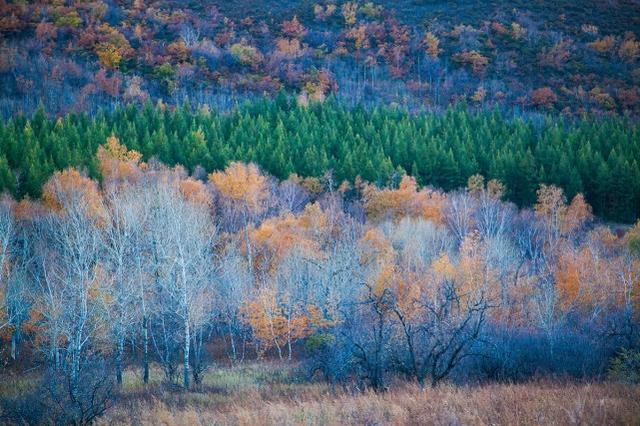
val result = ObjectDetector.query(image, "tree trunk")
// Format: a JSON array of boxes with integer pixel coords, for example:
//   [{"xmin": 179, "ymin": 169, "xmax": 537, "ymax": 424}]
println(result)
[
  {"xmin": 116, "ymin": 336, "xmax": 124, "ymax": 386},
  {"xmin": 54, "ymin": 337, "xmax": 60, "ymax": 370},
  {"xmin": 183, "ymin": 317, "xmax": 190, "ymax": 389},
  {"xmin": 70, "ymin": 337, "xmax": 81, "ymax": 397},
  {"xmin": 287, "ymin": 318, "xmax": 293, "ymax": 361},
  {"xmin": 228, "ymin": 323, "xmax": 237, "ymax": 361},
  {"xmin": 10, "ymin": 328, "xmax": 18, "ymax": 360},
  {"xmin": 245, "ymin": 225, "xmax": 254, "ymax": 287},
  {"xmin": 143, "ymin": 316, "xmax": 149, "ymax": 385}
]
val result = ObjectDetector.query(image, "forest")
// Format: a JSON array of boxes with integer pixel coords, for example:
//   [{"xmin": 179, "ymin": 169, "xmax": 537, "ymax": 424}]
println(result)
[
  {"xmin": 1, "ymin": 0, "xmax": 640, "ymax": 425},
  {"xmin": 0, "ymin": 135, "xmax": 638, "ymax": 423},
  {"xmin": 1, "ymin": 100, "xmax": 639, "ymax": 223},
  {"xmin": 1, "ymin": 0, "xmax": 640, "ymax": 117}
]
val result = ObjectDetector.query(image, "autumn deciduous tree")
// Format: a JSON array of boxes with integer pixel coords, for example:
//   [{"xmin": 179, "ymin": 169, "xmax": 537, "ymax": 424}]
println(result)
[
  {"xmin": 102, "ymin": 186, "xmax": 142, "ymax": 386},
  {"xmin": 342, "ymin": 2, "xmax": 358, "ymax": 26},
  {"xmin": 210, "ymin": 162, "xmax": 269, "ymax": 219},
  {"xmin": 363, "ymin": 176, "xmax": 445, "ymax": 224},
  {"xmin": 351, "ymin": 222, "xmax": 495, "ymax": 388},
  {"xmin": 94, "ymin": 24, "xmax": 133, "ymax": 70},
  {"xmin": 276, "ymin": 38, "xmax": 304, "ymax": 58},
  {"xmin": 538, "ymin": 39, "xmax": 572, "ymax": 70},
  {"xmin": 346, "ymin": 24, "xmax": 369, "ymax": 51},
  {"xmin": 251, "ymin": 202, "xmax": 327, "ymax": 273},
  {"xmin": 143, "ymin": 171, "xmax": 216, "ymax": 389},
  {"xmin": 314, "ymin": 4, "xmax": 336, "ymax": 21},
  {"xmin": 511, "ymin": 23, "xmax": 526, "ymax": 40},
  {"xmin": 281, "ymin": 16, "xmax": 306, "ymax": 39},
  {"xmin": 588, "ymin": 35, "xmax": 617, "ymax": 55},
  {"xmin": 229, "ymin": 39, "xmax": 262, "ymax": 67},
  {"xmin": 403, "ymin": 233, "xmax": 495, "ymax": 387},
  {"xmin": 97, "ymin": 135, "xmax": 143, "ymax": 185},
  {"xmin": 452, "ymin": 50, "xmax": 489, "ymax": 75},
  {"xmin": 535, "ymin": 184, "xmax": 591, "ymax": 249},
  {"xmin": 531, "ymin": 87, "xmax": 558, "ymax": 108},
  {"xmin": 618, "ymin": 34, "xmax": 640, "ymax": 63},
  {"xmin": 423, "ymin": 32, "xmax": 442, "ymax": 58},
  {"xmin": 626, "ymin": 221, "xmax": 640, "ymax": 258},
  {"xmin": 242, "ymin": 287, "xmax": 312, "ymax": 360},
  {"xmin": 210, "ymin": 162, "xmax": 270, "ymax": 286}
]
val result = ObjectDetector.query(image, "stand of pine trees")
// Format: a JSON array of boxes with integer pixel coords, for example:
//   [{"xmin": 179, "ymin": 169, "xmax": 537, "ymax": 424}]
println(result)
[{"xmin": 0, "ymin": 100, "xmax": 638, "ymax": 222}]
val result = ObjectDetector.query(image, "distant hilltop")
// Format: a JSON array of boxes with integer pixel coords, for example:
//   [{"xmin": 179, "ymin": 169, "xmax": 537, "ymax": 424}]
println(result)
[{"xmin": 0, "ymin": 0, "xmax": 639, "ymax": 117}]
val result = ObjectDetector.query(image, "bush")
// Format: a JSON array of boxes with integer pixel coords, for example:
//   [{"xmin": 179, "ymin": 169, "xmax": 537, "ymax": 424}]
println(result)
[
  {"xmin": 531, "ymin": 87, "xmax": 558, "ymax": 108},
  {"xmin": 609, "ymin": 349, "xmax": 640, "ymax": 384},
  {"xmin": 0, "ymin": 360, "xmax": 116, "ymax": 425}
]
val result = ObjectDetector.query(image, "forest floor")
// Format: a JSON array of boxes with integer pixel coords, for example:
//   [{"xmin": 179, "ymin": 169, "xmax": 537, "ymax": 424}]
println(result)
[
  {"xmin": 1, "ymin": 362, "xmax": 639, "ymax": 425},
  {"xmin": 90, "ymin": 363, "xmax": 640, "ymax": 426}
]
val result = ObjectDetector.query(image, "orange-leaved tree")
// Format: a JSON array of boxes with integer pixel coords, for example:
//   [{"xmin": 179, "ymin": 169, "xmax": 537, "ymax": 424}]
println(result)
[
  {"xmin": 363, "ymin": 175, "xmax": 445, "ymax": 224},
  {"xmin": 241, "ymin": 287, "xmax": 313, "ymax": 360},
  {"xmin": 210, "ymin": 162, "xmax": 270, "ymax": 286}
]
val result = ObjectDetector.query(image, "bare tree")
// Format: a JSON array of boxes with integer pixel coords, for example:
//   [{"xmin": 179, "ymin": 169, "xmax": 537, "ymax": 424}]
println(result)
[
  {"xmin": 102, "ymin": 186, "xmax": 146, "ymax": 385},
  {"xmin": 0, "ymin": 195, "xmax": 32, "ymax": 360},
  {"xmin": 180, "ymin": 25, "xmax": 201, "ymax": 48},
  {"xmin": 144, "ymin": 173, "xmax": 216, "ymax": 389},
  {"xmin": 444, "ymin": 191, "xmax": 477, "ymax": 244},
  {"xmin": 33, "ymin": 171, "xmax": 109, "ymax": 396}
]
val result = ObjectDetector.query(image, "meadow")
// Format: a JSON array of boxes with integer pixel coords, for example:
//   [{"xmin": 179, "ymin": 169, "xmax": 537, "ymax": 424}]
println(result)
[
  {"xmin": 3, "ymin": 363, "xmax": 637, "ymax": 426},
  {"xmin": 95, "ymin": 365, "xmax": 640, "ymax": 425}
]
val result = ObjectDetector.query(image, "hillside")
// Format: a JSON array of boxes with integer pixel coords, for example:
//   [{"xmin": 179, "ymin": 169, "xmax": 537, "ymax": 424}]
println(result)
[
  {"xmin": 1, "ymin": 2, "xmax": 640, "ymax": 425},
  {"xmin": 1, "ymin": 0, "xmax": 640, "ymax": 117}
]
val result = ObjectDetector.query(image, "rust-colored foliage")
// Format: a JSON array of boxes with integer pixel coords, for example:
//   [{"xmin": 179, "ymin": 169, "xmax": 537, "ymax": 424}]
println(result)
[
  {"xmin": 588, "ymin": 35, "xmax": 617, "ymax": 55},
  {"xmin": 618, "ymin": 34, "xmax": 640, "ymax": 63},
  {"xmin": 97, "ymin": 135, "xmax": 143, "ymax": 184},
  {"xmin": 423, "ymin": 32, "xmax": 442, "ymax": 58},
  {"xmin": 209, "ymin": 162, "xmax": 269, "ymax": 215},
  {"xmin": 452, "ymin": 50, "xmax": 489, "ymax": 75},
  {"xmin": 363, "ymin": 176, "xmax": 445, "ymax": 224},
  {"xmin": 281, "ymin": 16, "xmax": 306, "ymax": 39},
  {"xmin": 241, "ymin": 287, "xmax": 314, "ymax": 359},
  {"xmin": 42, "ymin": 168, "xmax": 105, "ymax": 222},
  {"xmin": 252, "ymin": 202, "xmax": 328, "ymax": 273},
  {"xmin": 179, "ymin": 178, "xmax": 213, "ymax": 208},
  {"xmin": 531, "ymin": 87, "xmax": 558, "ymax": 108}
]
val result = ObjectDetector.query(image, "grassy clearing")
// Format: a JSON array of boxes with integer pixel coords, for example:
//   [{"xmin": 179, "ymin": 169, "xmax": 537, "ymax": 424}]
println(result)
[
  {"xmin": 0, "ymin": 372, "xmax": 40, "ymax": 400},
  {"xmin": 95, "ymin": 363, "xmax": 640, "ymax": 426}
]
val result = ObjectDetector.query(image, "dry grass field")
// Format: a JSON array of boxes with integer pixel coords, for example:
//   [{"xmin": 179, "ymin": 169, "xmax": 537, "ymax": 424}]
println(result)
[{"xmin": 77, "ymin": 363, "xmax": 640, "ymax": 426}]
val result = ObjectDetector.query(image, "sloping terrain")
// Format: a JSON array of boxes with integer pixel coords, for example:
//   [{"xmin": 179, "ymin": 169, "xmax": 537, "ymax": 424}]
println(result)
[{"xmin": 1, "ymin": 0, "xmax": 639, "ymax": 116}]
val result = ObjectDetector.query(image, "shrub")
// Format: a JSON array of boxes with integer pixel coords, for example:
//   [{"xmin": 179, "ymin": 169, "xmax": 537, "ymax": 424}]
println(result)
[
  {"xmin": 54, "ymin": 11, "xmax": 82, "ymax": 29},
  {"xmin": 531, "ymin": 87, "xmax": 558, "ymax": 108},
  {"xmin": 588, "ymin": 36, "xmax": 617, "ymax": 55},
  {"xmin": 0, "ymin": 360, "xmax": 115, "ymax": 425},
  {"xmin": 590, "ymin": 88, "xmax": 616, "ymax": 110},
  {"xmin": 618, "ymin": 38, "xmax": 640, "ymax": 63},
  {"xmin": 452, "ymin": 50, "xmax": 489, "ymax": 75},
  {"xmin": 625, "ymin": 221, "xmax": 640, "ymax": 257},
  {"xmin": 230, "ymin": 40, "xmax": 261, "ymax": 66},
  {"xmin": 608, "ymin": 349, "xmax": 640, "ymax": 384},
  {"xmin": 153, "ymin": 64, "xmax": 177, "ymax": 93},
  {"xmin": 538, "ymin": 39, "xmax": 572, "ymax": 69}
]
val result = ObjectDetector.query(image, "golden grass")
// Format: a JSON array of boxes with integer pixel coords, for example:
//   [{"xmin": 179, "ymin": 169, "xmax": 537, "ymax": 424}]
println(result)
[
  {"xmin": 0, "ymin": 371, "xmax": 40, "ymax": 399},
  {"xmin": 98, "ymin": 364, "xmax": 640, "ymax": 426}
]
